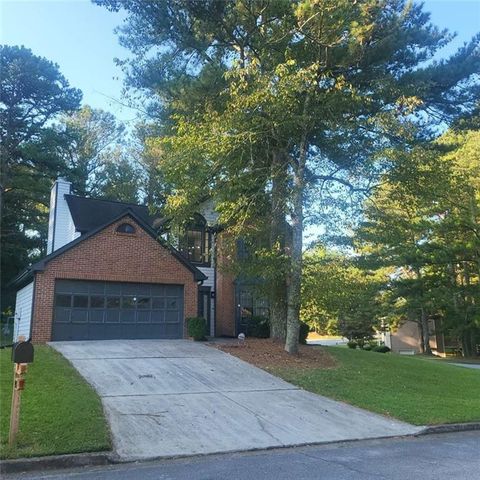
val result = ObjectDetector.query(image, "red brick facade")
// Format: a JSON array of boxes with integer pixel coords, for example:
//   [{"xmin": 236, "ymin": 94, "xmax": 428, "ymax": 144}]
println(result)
[{"xmin": 31, "ymin": 216, "xmax": 198, "ymax": 343}]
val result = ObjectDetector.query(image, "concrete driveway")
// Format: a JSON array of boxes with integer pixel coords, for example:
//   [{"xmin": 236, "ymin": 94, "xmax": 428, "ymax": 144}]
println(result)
[
  {"xmin": 451, "ymin": 363, "xmax": 480, "ymax": 370},
  {"xmin": 51, "ymin": 340, "xmax": 421, "ymax": 461}
]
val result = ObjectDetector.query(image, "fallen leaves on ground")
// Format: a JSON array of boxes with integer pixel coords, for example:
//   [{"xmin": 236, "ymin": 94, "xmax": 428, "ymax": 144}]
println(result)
[{"xmin": 212, "ymin": 338, "xmax": 337, "ymax": 371}]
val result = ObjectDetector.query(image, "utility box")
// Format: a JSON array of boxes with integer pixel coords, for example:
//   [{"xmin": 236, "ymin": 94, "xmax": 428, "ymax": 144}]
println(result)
[{"xmin": 12, "ymin": 341, "xmax": 34, "ymax": 364}]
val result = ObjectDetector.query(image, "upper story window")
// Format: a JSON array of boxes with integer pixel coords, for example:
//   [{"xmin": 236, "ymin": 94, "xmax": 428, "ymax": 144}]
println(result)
[
  {"xmin": 116, "ymin": 223, "xmax": 136, "ymax": 234},
  {"xmin": 178, "ymin": 215, "xmax": 210, "ymax": 265}
]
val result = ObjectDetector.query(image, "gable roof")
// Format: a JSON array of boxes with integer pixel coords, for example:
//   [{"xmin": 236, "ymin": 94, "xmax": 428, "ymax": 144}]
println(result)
[
  {"xmin": 65, "ymin": 195, "xmax": 154, "ymax": 233},
  {"xmin": 10, "ymin": 209, "xmax": 207, "ymax": 288}
]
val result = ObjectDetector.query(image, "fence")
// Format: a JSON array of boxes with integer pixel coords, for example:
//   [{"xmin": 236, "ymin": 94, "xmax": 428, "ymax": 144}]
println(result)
[{"xmin": 0, "ymin": 314, "xmax": 14, "ymax": 348}]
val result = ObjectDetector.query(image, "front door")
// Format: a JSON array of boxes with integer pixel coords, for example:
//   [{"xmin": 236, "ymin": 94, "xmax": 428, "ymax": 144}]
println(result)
[
  {"xmin": 236, "ymin": 287, "xmax": 253, "ymax": 335},
  {"xmin": 198, "ymin": 287, "xmax": 211, "ymax": 336}
]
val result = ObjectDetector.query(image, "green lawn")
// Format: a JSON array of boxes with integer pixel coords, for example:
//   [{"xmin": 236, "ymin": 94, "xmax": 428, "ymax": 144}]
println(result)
[
  {"xmin": 0, "ymin": 345, "xmax": 111, "ymax": 459},
  {"xmin": 273, "ymin": 347, "xmax": 480, "ymax": 426}
]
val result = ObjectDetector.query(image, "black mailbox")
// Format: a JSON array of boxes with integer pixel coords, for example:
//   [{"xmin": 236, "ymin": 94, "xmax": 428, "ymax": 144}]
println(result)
[{"xmin": 12, "ymin": 341, "xmax": 34, "ymax": 364}]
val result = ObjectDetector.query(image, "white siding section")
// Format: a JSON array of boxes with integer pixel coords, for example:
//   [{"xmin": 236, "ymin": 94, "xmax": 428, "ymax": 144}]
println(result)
[
  {"xmin": 53, "ymin": 180, "xmax": 76, "ymax": 250},
  {"xmin": 46, "ymin": 182, "xmax": 57, "ymax": 254},
  {"xmin": 14, "ymin": 282, "xmax": 34, "ymax": 341},
  {"xmin": 198, "ymin": 266, "xmax": 215, "ymax": 288},
  {"xmin": 47, "ymin": 178, "xmax": 77, "ymax": 254},
  {"xmin": 199, "ymin": 199, "xmax": 219, "ymax": 226},
  {"xmin": 67, "ymin": 213, "xmax": 81, "ymax": 242}
]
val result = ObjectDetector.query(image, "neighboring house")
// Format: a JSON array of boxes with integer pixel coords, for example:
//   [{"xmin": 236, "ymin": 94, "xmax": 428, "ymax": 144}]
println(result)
[
  {"xmin": 385, "ymin": 319, "xmax": 449, "ymax": 356},
  {"xmin": 12, "ymin": 178, "xmax": 267, "ymax": 343}
]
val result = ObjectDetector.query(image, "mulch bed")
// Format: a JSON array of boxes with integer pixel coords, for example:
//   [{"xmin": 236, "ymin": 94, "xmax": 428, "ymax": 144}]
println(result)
[{"xmin": 212, "ymin": 338, "xmax": 337, "ymax": 371}]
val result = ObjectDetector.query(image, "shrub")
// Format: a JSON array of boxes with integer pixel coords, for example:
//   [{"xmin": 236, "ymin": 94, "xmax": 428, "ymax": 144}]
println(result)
[
  {"xmin": 373, "ymin": 345, "xmax": 391, "ymax": 353},
  {"xmin": 299, "ymin": 321, "xmax": 310, "ymax": 345},
  {"xmin": 356, "ymin": 338, "xmax": 365, "ymax": 349},
  {"xmin": 362, "ymin": 344, "xmax": 372, "ymax": 351},
  {"xmin": 347, "ymin": 340, "xmax": 358, "ymax": 349},
  {"xmin": 248, "ymin": 316, "xmax": 270, "ymax": 338},
  {"xmin": 187, "ymin": 317, "xmax": 207, "ymax": 341}
]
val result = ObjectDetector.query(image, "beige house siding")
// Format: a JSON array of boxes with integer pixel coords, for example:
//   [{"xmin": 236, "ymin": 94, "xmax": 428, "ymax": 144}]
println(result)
[
  {"xmin": 389, "ymin": 319, "xmax": 445, "ymax": 355},
  {"xmin": 390, "ymin": 320, "xmax": 422, "ymax": 353}
]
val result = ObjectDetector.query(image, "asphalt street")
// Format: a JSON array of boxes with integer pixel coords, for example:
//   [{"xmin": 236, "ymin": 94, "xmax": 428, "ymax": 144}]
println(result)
[{"xmin": 7, "ymin": 431, "xmax": 480, "ymax": 480}]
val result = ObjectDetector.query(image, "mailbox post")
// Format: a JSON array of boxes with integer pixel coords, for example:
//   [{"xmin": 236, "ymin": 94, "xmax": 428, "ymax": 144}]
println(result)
[{"xmin": 9, "ymin": 336, "xmax": 34, "ymax": 446}]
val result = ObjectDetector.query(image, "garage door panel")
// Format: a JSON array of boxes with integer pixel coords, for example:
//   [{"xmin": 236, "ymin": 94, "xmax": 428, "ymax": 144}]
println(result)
[
  {"xmin": 121, "ymin": 284, "xmax": 137, "ymax": 295},
  {"xmin": 106, "ymin": 283, "xmax": 122, "ymax": 295},
  {"xmin": 54, "ymin": 323, "xmax": 89, "ymax": 341},
  {"xmin": 165, "ymin": 324, "xmax": 181, "ymax": 337},
  {"xmin": 55, "ymin": 307, "xmax": 71, "ymax": 323},
  {"xmin": 151, "ymin": 311, "xmax": 164, "ymax": 323},
  {"xmin": 165, "ymin": 310, "xmax": 180, "ymax": 323},
  {"xmin": 52, "ymin": 280, "xmax": 184, "ymax": 341},
  {"xmin": 73, "ymin": 295, "xmax": 88, "ymax": 308},
  {"xmin": 89, "ymin": 282, "xmax": 106, "ymax": 294},
  {"xmin": 105, "ymin": 310, "xmax": 120, "ymax": 323},
  {"xmin": 120, "ymin": 310, "xmax": 135, "ymax": 323},
  {"xmin": 137, "ymin": 297, "xmax": 151, "ymax": 309},
  {"xmin": 90, "ymin": 296, "xmax": 105, "ymax": 308},
  {"xmin": 166, "ymin": 298, "xmax": 179, "ymax": 309},
  {"xmin": 165, "ymin": 285, "xmax": 179, "ymax": 296},
  {"xmin": 151, "ymin": 285, "xmax": 165, "ymax": 296},
  {"xmin": 55, "ymin": 280, "xmax": 82, "ymax": 294},
  {"xmin": 103, "ymin": 324, "xmax": 124, "ymax": 340},
  {"xmin": 152, "ymin": 298, "xmax": 165, "ymax": 309},
  {"xmin": 71, "ymin": 310, "xmax": 88, "ymax": 323},
  {"xmin": 137, "ymin": 311, "xmax": 151, "ymax": 323},
  {"xmin": 89, "ymin": 310, "xmax": 104, "ymax": 323},
  {"xmin": 106, "ymin": 297, "xmax": 121, "ymax": 309}
]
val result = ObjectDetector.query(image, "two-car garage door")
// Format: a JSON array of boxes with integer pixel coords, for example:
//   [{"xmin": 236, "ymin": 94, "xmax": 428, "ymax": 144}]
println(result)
[{"xmin": 52, "ymin": 280, "xmax": 184, "ymax": 341}]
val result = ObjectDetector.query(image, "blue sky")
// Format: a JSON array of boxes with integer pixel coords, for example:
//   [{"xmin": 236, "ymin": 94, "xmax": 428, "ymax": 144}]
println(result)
[{"xmin": 1, "ymin": 0, "xmax": 479, "ymax": 125}]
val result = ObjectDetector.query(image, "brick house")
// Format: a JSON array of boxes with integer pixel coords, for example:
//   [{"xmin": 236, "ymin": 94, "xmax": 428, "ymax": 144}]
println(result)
[{"xmin": 12, "ymin": 178, "xmax": 267, "ymax": 343}]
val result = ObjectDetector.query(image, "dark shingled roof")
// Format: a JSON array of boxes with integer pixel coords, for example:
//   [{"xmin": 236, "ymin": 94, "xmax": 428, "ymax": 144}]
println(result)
[{"xmin": 65, "ymin": 195, "xmax": 153, "ymax": 233}]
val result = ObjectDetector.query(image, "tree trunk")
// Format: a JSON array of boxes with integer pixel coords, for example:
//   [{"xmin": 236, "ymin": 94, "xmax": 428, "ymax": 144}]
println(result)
[
  {"xmin": 418, "ymin": 319, "xmax": 425, "ymax": 354},
  {"xmin": 284, "ymin": 140, "xmax": 308, "ymax": 355},
  {"xmin": 284, "ymin": 174, "xmax": 302, "ymax": 353},
  {"xmin": 269, "ymin": 150, "xmax": 288, "ymax": 341},
  {"xmin": 461, "ymin": 332, "xmax": 472, "ymax": 358},
  {"xmin": 470, "ymin": 331, "xmax": 478, "ymax": 357},
  {"xmin": 270, "ymin": 291, "xmax": 287, "ymax": 341},
  {"xmin": 420, "ymin": 308, "xmax": 432, "ymax": 355}
]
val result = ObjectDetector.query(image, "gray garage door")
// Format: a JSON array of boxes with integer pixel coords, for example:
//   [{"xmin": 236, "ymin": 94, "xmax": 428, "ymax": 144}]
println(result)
[{"xmin": 52, "ymin": 280, "xmax": 184, "ymax": 341}]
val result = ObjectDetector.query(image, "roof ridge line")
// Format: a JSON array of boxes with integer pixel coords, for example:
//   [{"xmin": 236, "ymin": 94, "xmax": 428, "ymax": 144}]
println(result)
[{"xmin": 64, "ymin": 194, "xmax": 148, "ymax": 209}]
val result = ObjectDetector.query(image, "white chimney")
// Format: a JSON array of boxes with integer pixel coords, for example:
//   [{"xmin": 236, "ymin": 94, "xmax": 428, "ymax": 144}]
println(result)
[{"xmin": 47, "ymin": 177, "xmax": 74, "ymax": 254}]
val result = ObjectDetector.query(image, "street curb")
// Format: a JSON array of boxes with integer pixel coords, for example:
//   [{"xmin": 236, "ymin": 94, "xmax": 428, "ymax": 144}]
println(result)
[
  {"xmin": 417, "ymin": 422, "xmax": 480, "ymax": 436},
  {"xmin": 2, "ymin": 424, "xmax": 480, "ymax": 476},
  {"xmin": 0, "ymin": 452, "xmax": 112, "ymax": 475}
]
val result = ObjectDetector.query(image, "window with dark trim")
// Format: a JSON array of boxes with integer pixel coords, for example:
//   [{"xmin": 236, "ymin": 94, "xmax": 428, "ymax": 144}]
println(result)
[
  {"xmin": 116, "ymin": 223, "xmax": 136, "ymax": 234},
  {"xmin": 73, "ymin": 295, "xmax": 88, "ymax": 308},
  {"xmin": 55, "ymin": 294, "xmax": 72, "ymax": 308},
  {"xmin": 178, "ymin": 215, "xmax": 210, "ymax": 265}
]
